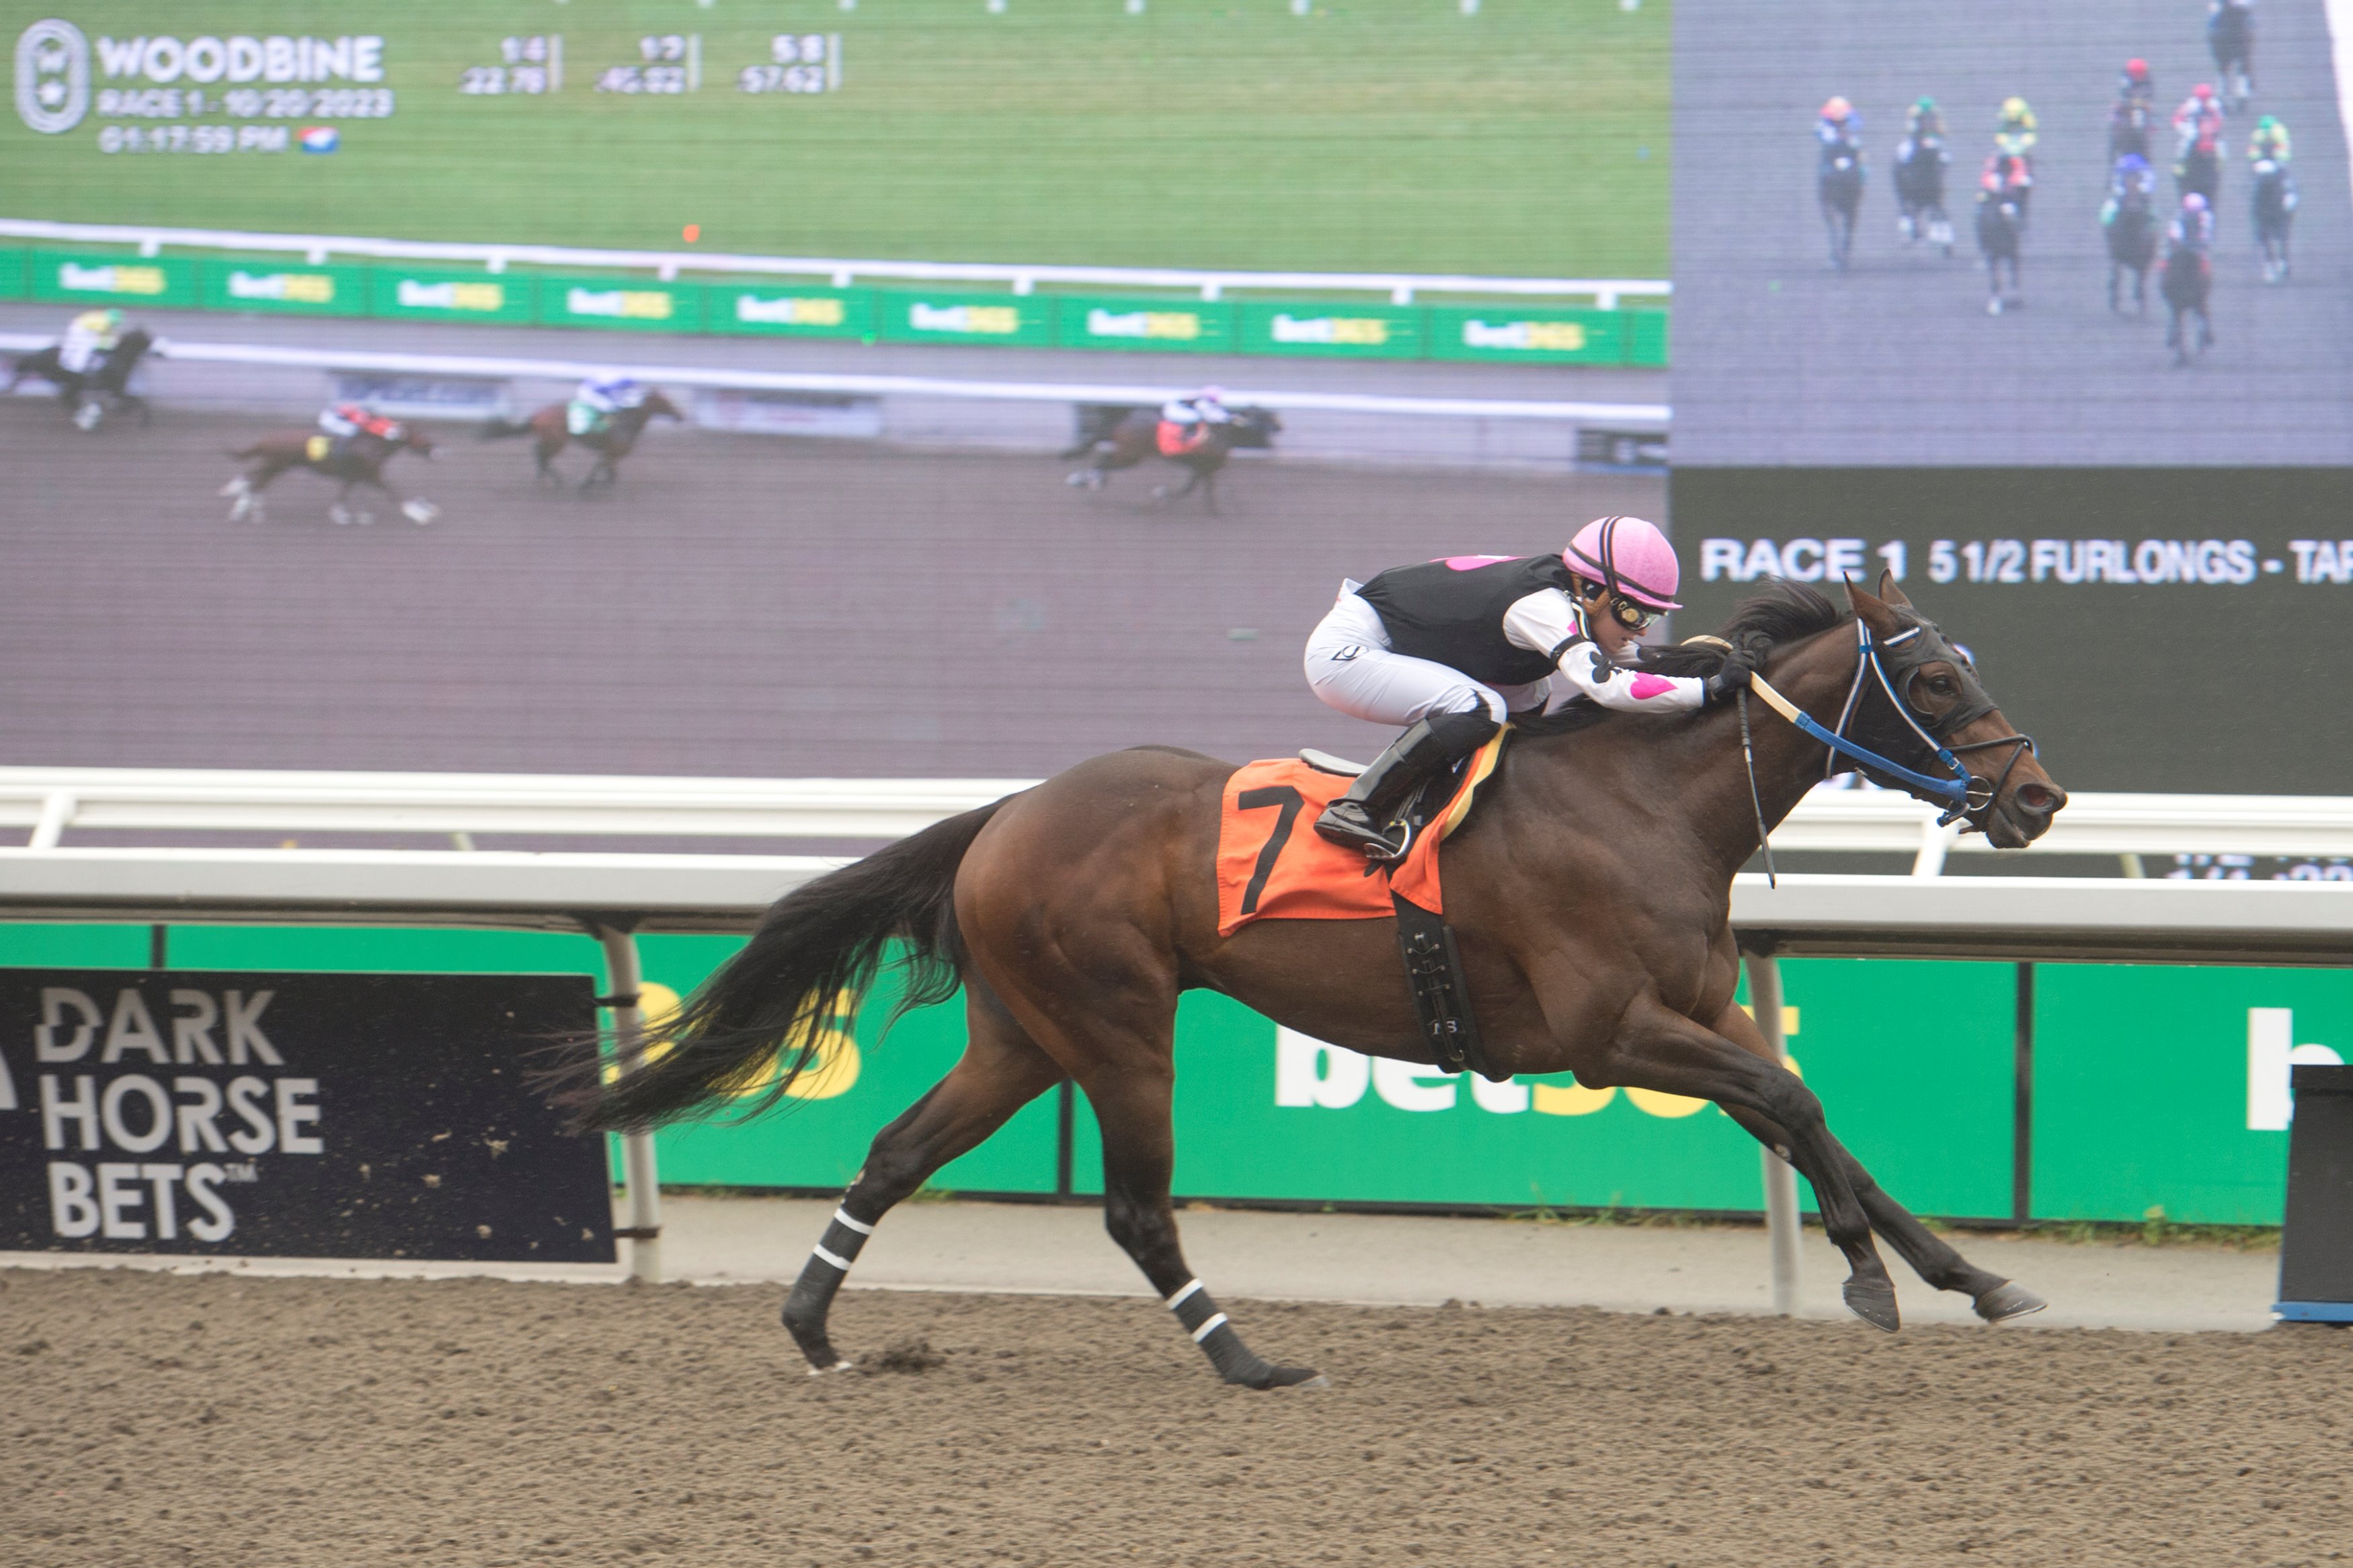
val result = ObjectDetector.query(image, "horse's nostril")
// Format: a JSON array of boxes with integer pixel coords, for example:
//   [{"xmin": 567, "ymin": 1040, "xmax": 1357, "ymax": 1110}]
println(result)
[{"xmin": 2014, "ymin": 785, "xmax": 2062, "ymax": 815}]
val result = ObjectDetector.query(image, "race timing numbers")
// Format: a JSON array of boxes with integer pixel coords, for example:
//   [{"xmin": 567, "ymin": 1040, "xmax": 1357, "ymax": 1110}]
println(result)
[
  {"xmin": 458, "ymin": 36, "xmax": 561, "ymax": 96},
  {"xmin": 740, "ymin": 34, "xmax": 843, "ymax": 95}
]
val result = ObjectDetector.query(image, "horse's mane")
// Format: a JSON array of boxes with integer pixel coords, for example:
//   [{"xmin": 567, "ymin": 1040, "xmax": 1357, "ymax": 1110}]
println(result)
[{"xmin": 1515, "ymin": 579, "xmax": 1851, "ymax": 737}]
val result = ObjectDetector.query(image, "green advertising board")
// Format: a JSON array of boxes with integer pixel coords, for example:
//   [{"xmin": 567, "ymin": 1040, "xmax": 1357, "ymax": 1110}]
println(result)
[
  {"xmin": 537, "ymin": 275, "xmax": 707, "ymax": 335},
  {"xmin": 1068, "ymin": 959, "xmax": 2016, "ymax": 1216},
  {"xmin": 1624, "ymin": 308, "xmax": 1669, "ymax": 368},
  {"xmin": 2032, "ymin": 963, "xmax": 2353, "ymax": 1225},
  {"xmin": 4, "ymin": 921, "xmax": 2312, "ymax": 1228},
  {"xmin": 708, "ymin": 286, "xmax": 872, "ymax": 341},
  {"xmin": 1236, "ymin": 301, "xmax": 1422, "ymax": 359},
  {"xmin": 369, "ymin": 266, "xmax": 535, "ymax": 325},
  {"xmin": 200, "ymin": 260, "xmax": 368, "ymax": 318},
  {"xmin": 1427, "ymin": 305, "xmax": 1626, "ymax": 366},
  {"xmin": 0, "ymin": 251, "xmax": 26, "ymax": 300},
  {"xmin": 875, "ymin": 289, "xmax": 1053, "ymax": 347},
  {"xmin": 30, "ymin": 251, "xmax": 198, "ymax": 309},
  {"xmin": 1055, "ymin": 296, "xmax": 1237, "ymax": 354}
]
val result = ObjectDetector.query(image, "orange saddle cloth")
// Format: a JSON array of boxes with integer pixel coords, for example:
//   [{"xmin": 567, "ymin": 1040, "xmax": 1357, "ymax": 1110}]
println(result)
[{"xmin": 1213, "ymin": 732, "xmax": 1505, "ymax": 938}]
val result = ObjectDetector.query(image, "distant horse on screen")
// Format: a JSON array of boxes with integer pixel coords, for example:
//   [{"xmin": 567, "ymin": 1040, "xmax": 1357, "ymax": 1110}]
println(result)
[
  {"xmin": 481, "ymin": 390, "xmax": 682, "ymax": 492},
  {"xmin": 1977, "ymin": 192, "xmax": 2024, "ymax": 314},
  {"xmin": 1062, "ymin": 405, "xmax": 1280, "ymax": 517},
  {"xmin": 2161, "ymin": 241, "xmax": 2215, "ymax": 366},
  {"xmin": 2106, "ymin": 190, "xmax": 2158, "ymax": 314},
  {"xmin": 1819, "ymin": 147, "xmax": 1863, "ymax": 269},
  {"xmin": 3, "ymin": 327, "xmax": 156, "ymax": 431},
  {"xmin": 220, "ymin": 423, "xmax": 440, "ymax": 525}
]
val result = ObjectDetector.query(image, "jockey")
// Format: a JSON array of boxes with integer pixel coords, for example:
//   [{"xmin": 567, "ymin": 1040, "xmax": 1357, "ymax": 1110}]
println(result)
[
  {"xmin": 2173, "ymin": 84, "xmax": 2225, "ymax": 159},
  {"xmin": 1304, "ymin": 516, "xmax": 1751, "ymax": 859},
  {"xmin": 2170, "ymin": 191, "xmax": 2217, "ymax": 250},
  {"xmin": 2102, "ymin": 152, "xmax": 2157, "ymax": 224},
  {"xmin": 1994, "ymin": 97, "xmax": 2038, "ymax": 159},
  {"xmin": 1158, "ymin": 385, "xmax": 1234, "ymax": 455},
  {"xmin": 58, "ymin": 307, "xmax": 122, "ymax": 375},
  {"xmin": 1816, "ymin": 97, "xmax": 1862, "ymax": 163},
  {"xmin": 1903, "ymin": 96, "xmax": 1944, "ymax": 139},
  {"xmin": 570, "ymin": 372, "xmax": 645, "ymax": 436},
  {"xmin": 317, "ymin": 401, "xmax": 403, "ymax": 456},
  {"xmin": 2118, "ymin": 57, "xmax": 2154, "ymax": 106},
  {"xmin": 2249, "ymin": 114, "xmax": 2290, "ymax": 164},
  {"xmin": 1979, "ymin": 151, "xmax": 2032, "ymax": 219},
  {"xmin": 1161, "ymin": 384, "xmax": 1234, "ymax": 429}
]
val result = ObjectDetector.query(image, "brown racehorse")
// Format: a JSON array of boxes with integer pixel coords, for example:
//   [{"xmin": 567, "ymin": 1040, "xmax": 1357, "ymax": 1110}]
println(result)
[
  {"xmin": 481, "ymin": 390, "xmax": 681, "ymax": 491},
  {"xmin": 1062, "ymin": 405, "xmax": 1280, "ymax": 516},
  {"xmin": 555, "ymin": 577, "xmax": 2065, "ymax": 1389},
  {"xmin": 219, "ymin": 424, "xmax": 439, "ymax": 526}
]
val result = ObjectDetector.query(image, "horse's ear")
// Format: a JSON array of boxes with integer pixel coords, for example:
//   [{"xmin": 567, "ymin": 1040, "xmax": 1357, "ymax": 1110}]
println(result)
[
  {"xmin": 1844, "ymin": 576, "xmax": 1905, "ymax": 639},
  {"xmin": 1878, "ymin": 569, "xmax": 1914, "ymax": 608}
]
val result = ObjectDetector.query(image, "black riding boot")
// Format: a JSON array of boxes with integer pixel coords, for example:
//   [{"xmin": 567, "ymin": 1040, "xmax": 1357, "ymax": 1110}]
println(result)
[{"xmin": 1313, "ymin": 710, "xmax": 1500, "ymax": 860}]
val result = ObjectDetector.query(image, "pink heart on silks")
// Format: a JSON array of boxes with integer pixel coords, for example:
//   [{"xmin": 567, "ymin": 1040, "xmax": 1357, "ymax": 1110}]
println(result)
[{"xmin": 1627, "ymin": 673, "xmax": 1678, "ymax": 700}]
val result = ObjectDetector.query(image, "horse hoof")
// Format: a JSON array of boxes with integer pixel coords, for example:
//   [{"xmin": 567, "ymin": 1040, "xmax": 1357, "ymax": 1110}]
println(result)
[
  {"xmin": 402, "ymin": 499, "xmax": 440, "ymax": 525},
  {"xmin": 1973, "ymin": 1280, "xmax": 2047, "ymax": 1323},
  {"xmin": 805, "ymin": 1359, "xmax": 856, "ymax": 1378},
  {"xmin": 218, "ymin": 477, "xmax": 249, "ymax": 499},
  {"xmin": 1843, "ymin": 1278, "xmax": 1901, "ymax": 1333},
  {"xmin": 329, "ymin": 507, "xmax": 352, "ymax": 526},
  {"xmin": 1236, "ymin": 1365, "xmax": 1328, "ymax": 1391}
]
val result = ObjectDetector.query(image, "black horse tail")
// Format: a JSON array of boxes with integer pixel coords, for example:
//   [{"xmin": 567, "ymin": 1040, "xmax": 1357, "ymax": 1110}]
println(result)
[
  {"xmin": 548, "ymin": 798, "xmax": 1014, "ymax": 1134},
  {"xmin": 479, "ymin": 417, "xmax": 536, "ymax": 440}
]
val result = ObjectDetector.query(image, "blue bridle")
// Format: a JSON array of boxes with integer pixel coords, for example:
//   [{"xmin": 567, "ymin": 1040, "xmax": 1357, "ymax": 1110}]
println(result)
[{"xmin": 1749, "ymin": 618, "xmax": 2030, "ymax": 827}]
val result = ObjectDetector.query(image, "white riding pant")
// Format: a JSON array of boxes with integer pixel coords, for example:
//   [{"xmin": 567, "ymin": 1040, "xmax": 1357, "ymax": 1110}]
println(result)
[
  {"xmin": 1303, "ymin": 584, "xmax": 1548, "ymax": 728},
  {"xmin": 58, "ymin": 333, "xmax": 102, "ymax": 374}
]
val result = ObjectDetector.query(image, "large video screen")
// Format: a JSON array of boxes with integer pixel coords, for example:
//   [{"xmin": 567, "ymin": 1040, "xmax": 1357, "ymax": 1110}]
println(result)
[
  {"xmin": 1672, "ymin": 0, "xmax": 2352, "ymax": 468},
  {"xmin": 1, "ymin": 1, "xmax": 1668, "ymax": 782}
]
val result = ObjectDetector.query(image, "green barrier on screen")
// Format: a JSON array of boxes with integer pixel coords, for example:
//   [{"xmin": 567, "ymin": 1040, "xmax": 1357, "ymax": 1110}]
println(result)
[
  {"xmin": 875, "ymin": 288, "xmax": 1053, "ymax": 347},
  {"xmin": 707, "ymin": 285, "xmax": 873, "ymax": 341},
  {"xmin": 200, "ymin": 259, "xmax": 370, "ymax": 318},
  {"xmin": 1053, "ymin": 295, "xmax": 1237, "ymax": 354},
  {"xmin": 368, "ymin": 267, "xmax": 536, "ymax": 324},
  {"xmin": 2032, "ymin": 964, "xmax": 2353, "ymax": 1225},
  {"xmin": 1624, "ymin": 308, "xmax": 1669, "ymax": 368},
  {"xmin": 1426, "ymin": 304, "xmax": 1626, "ymax": 366},
  {"xmin": 536, "ymin": 274, "xmax": 707, "ymax": 334},
  {"xmin": 1236, "ymin": 300, "xmax": 1423, "ymax": 358},
  {"xmin": 0, "ymin": 251, "xmax": 28, "ymax": 301},
  {"xmin": 30, "ymin": 251, "xmax": 198, "ymax": 309}
]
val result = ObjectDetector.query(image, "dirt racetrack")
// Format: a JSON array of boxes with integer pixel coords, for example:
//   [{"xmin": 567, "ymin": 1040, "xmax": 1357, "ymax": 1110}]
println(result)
[{"xmin": 5, "ymin": 1268, "xmax": 2348, "ymax": 1567}]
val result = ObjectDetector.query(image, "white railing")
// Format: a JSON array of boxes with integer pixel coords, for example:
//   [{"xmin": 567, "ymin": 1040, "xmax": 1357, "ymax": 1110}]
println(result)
[
  {"xmin": 3, "ymin": 766, "xmax": 2344, "ymax": 868},
  {"xmin": 7, "ymin": 766, "xmax": 2352, "ymax": 1297},
  {"xmin": 0, "ymin": 216, "xmax": 1673, "ymax": 311},
  {"xmin": 0, "ymin": 331, "xmax": 1673, "ymax": 426}
]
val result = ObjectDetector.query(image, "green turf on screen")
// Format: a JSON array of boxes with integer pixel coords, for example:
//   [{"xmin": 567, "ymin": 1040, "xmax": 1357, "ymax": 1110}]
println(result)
[{"xmin": 0, "ymin": 0, "xmax": 1668, "ymax": 279}]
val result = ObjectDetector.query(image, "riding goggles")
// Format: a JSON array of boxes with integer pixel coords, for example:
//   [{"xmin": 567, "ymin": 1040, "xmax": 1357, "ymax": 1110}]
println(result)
[{"xmin": 1578, "ymin": 584, "xmax": 1662, "ymax": 632}]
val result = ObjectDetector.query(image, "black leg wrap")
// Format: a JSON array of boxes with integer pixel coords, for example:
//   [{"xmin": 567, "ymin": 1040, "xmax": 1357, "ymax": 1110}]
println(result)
[
  {"xmin": 781, "ymin": 1201, "xmax": 876, "ymax": 1373},
  {"xmin": 1164, "ymin": 1278, "xmax": 1324, "ymax": 1390}
]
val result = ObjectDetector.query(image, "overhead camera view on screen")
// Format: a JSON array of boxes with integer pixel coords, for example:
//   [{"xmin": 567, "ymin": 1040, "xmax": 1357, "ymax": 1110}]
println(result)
[
  {"xmin": 9, "ymin": 5, "xmax": 2353, "ymax": 1567},
  {"xmin": 1673, "ymin": 0, "xmax": 2353, "ymax": 466},
  {"xmin": 0, "ymin": 0, "xmax": 1667, "ymax": 778}
]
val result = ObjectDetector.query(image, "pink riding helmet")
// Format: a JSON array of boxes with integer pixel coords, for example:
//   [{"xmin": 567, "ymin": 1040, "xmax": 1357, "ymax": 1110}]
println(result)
[{"xmin": 1564, "ymin": 515, "xmax": 1682, "ymax": 610}]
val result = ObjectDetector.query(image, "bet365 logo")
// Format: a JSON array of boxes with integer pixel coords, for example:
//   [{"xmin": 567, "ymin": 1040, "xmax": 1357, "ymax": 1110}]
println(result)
[{"xmin": 14, "ymin": 19, "xmax": 90, "ymax": 134}]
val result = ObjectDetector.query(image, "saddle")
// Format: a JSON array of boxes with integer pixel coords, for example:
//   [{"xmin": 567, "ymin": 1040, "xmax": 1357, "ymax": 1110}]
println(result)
[
  {"xmin": 1216, "ymin": 731, "xmax": 1509, "ymax": 1079},
  {"xmin": 1156, "ymin": 419, "xmax": 1211, "ymax": 458}
]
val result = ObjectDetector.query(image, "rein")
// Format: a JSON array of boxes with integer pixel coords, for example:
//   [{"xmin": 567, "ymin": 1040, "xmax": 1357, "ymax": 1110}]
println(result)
[{"xmin": 1738, "ymin": 618, "xmax": 2036, "ymax": 852}]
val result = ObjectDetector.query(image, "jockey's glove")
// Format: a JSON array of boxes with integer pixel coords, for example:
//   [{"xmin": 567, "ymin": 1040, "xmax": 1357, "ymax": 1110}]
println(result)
[{"xmin": 1702, "ymin": 653, "xmax": 1755, "ymax": 706}]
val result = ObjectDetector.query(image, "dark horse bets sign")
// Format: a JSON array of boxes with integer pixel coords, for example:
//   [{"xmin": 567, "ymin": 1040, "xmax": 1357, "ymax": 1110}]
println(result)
[{"xmin": 0, "ymin": 970, "xmax": 612, "ymax": 1264}]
